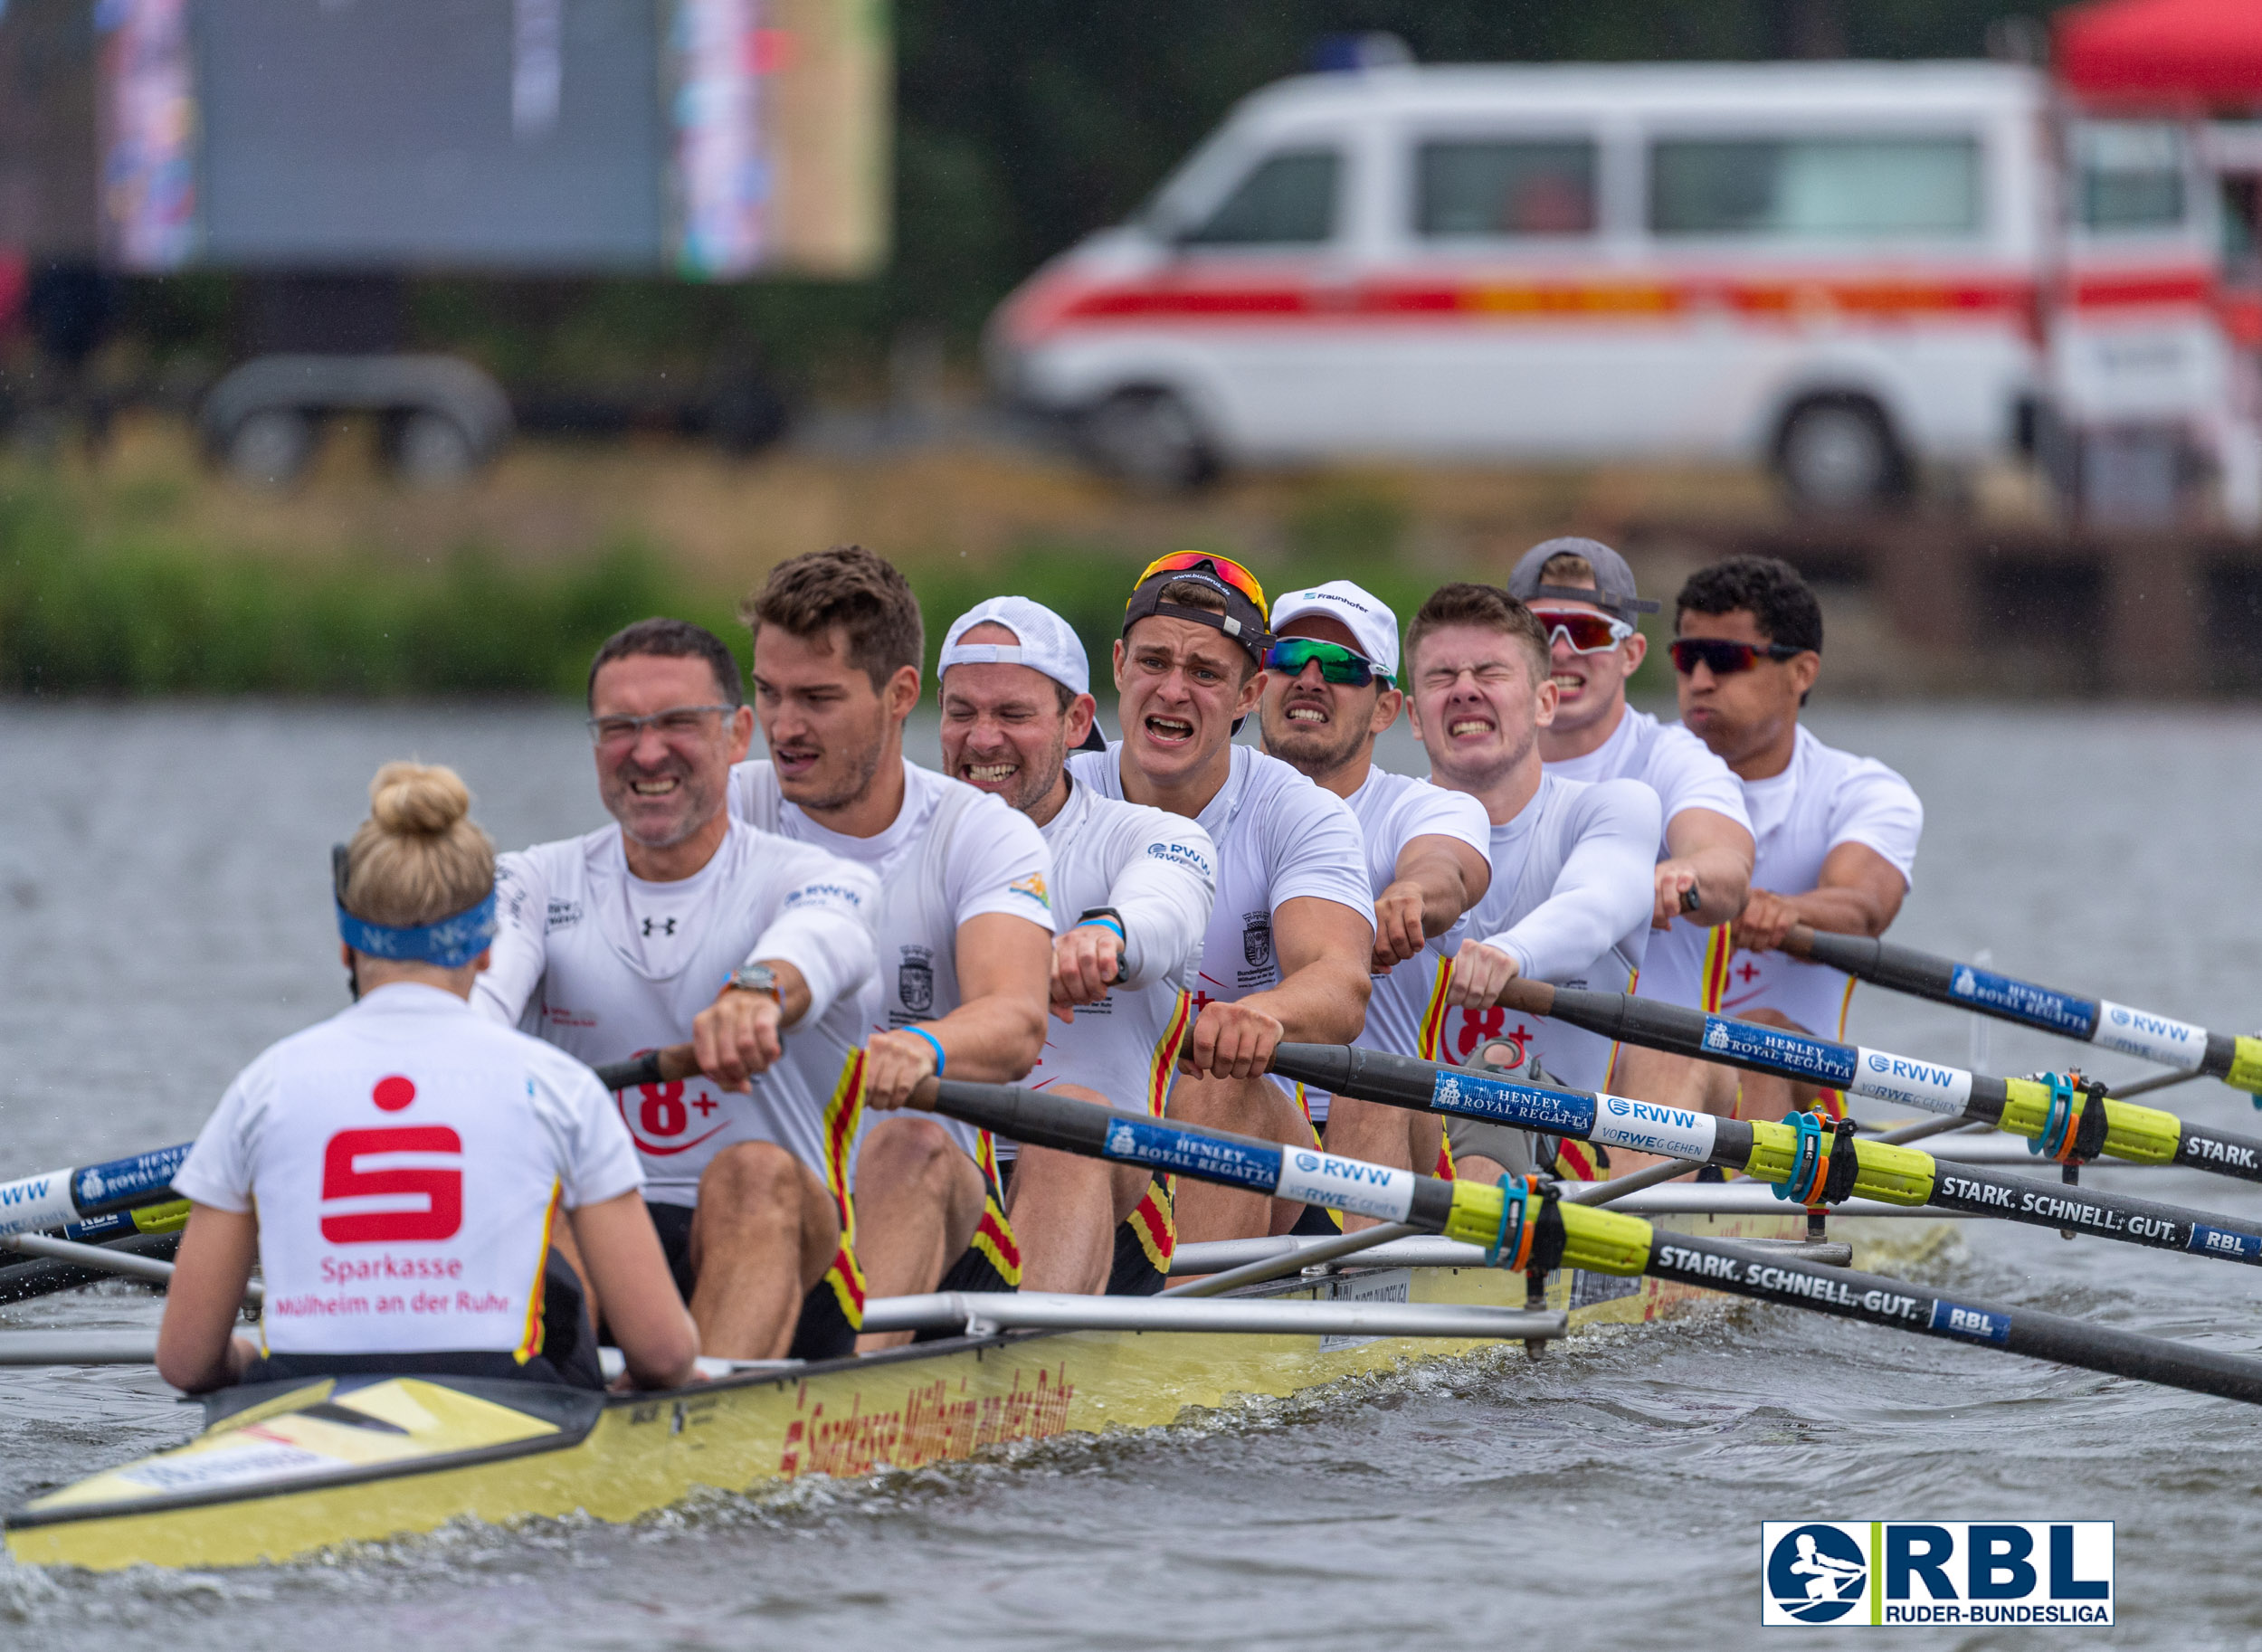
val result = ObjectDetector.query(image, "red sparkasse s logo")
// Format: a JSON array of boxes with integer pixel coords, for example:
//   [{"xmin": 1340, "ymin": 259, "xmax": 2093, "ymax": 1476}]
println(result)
[{"xmin": 319, "ymin": 1125, "xmax": 463, "ymax": 1243}]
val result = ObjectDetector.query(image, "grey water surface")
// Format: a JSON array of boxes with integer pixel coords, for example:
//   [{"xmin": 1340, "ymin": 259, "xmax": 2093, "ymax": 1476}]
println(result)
[{"xmin": 5, "ymin": 700, "xmax": 2262, "ymax": 1649}]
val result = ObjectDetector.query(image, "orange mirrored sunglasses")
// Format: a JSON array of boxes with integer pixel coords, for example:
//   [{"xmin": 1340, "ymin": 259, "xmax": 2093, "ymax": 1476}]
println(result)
[{"xmin": 1130, "ymin": 550, "xmax": 1268, "ymax": 612}]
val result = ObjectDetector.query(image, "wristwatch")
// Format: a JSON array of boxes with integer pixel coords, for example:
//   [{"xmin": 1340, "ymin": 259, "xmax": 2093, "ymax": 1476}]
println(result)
[{"xmin": 727, "ymin": 961, "xmax": 783, "ymax": 1002}]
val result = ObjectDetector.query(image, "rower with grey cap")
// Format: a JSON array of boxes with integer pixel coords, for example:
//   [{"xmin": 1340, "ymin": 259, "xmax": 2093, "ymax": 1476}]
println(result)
[
  {"xmin": 1514, "ymin": 536, "xmax": 1758, "ymax": 1135},
  {"xmin": 936, "ymin": 594, "xmax": 1219, "ymax": 1294}
]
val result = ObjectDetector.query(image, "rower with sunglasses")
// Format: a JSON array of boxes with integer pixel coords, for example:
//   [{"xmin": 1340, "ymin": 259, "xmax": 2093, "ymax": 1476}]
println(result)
[
  {"xmin": 1510, "ymin": 537, "xmax": 1757, "ymax": 1122},
  {"xmin": 1066, "ymin": 553, "xmax": 1374, "ymax": 1246},
  {"xmin": 1255, "ymin": 581, "xmax": 1491, "ymax": 1201},
  {"xmin": 1669, "ymin": 556, "xmax": 1923, "ymax": 1124}
]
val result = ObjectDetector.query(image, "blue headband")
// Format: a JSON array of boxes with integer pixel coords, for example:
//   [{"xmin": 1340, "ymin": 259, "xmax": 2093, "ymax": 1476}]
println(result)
[{"xmin": 336, "ymin": 891, "xmax": 498, "ymax": 968}]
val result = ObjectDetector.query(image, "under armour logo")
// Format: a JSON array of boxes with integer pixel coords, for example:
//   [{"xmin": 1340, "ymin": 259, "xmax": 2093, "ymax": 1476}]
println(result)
[{"xmin": 642, "ymin": 916, "xmax": 678, "ymax": 937}]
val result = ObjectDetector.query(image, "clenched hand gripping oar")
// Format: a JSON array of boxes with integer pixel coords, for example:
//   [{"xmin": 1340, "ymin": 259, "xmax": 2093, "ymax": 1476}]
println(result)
[
  {"xmin": 914, "ymin": 1077, "xmax": 2262, "ymax": 1408},
  {"xmin": 1783, "ymin": 925, "xmax": 2262, "ymax": 1100},
  {"xmin": 1497, "ymin": 978, "xmax": 2262, "ymax": 1193},
  {"xmin": 1264, "ymin": 1042, "xmax": 2262, "ymax": 1276}
]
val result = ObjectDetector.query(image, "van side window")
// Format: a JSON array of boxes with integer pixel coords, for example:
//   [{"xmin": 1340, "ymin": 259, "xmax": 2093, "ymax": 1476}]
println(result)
[
  {"xmin": 1415, "ymin": 139, "xmax": 1597, "ymax": 238},
  {"xmin": 1649, "ymin": 136, "xmax": 1981, "ymax": 239},
  {"xmin": 2073, "ymin": 123, "xmax": 2187, "ymax": 232},
  {"xmin": 1181, "ymin": 149, "xmax": 1341, "ymax": 246}
]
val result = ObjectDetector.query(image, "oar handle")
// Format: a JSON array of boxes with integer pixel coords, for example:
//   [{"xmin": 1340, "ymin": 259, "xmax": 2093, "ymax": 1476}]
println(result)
[{"xmin": 592, "ymin": 1044, "xmax": 700, "ymax": 1092}]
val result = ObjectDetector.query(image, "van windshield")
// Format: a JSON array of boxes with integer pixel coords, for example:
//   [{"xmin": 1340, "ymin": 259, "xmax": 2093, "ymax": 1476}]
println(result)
[
  {"xmin": 1415, "ymin": 138, "xmax": 1598, "ymax": 238},
  {"xmin": 1178, "ymin": 149, "xmax": 1343, "ymax": 247},
  {"xmin": 1649, "ymin": 136, "xmax": 1981, "ymax": 240}
]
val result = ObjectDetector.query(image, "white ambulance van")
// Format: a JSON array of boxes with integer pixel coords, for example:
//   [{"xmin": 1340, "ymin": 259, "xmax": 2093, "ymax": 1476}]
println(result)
[{"xmin": 988, "ymin": 60, "xmax": 2251, "ymax": 521}]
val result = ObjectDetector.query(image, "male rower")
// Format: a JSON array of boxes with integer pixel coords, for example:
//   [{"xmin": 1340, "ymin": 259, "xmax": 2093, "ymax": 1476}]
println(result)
[
  {"xmin": 1255, "ymin": 580, "xmax": 1490, "ymax": 1192},
  {"xmin": 1379, "ymin": 584, "xmax": 1659, "ymax": 1184},
  {"xmin": 1671, "ymin": 555, "xmax": 1923, "ymax": 1122},
  {"xmin": 733, "ymin": 546, "xmax": 1054, "ymax": 1343},
  {"xmin": 937, "ymin": 596, "xmax": 1217, "ymax": 1291},
  {"xmin": 1511, "ymin": 537, "xmax": 1755, "ymax": 1116},
  {"xmin": 476, "ymin": 619, "xmax": 881, "ymax": 1361},
  {"xmin": 1066, "ymin": 553, "xmax": 1373, "ymax": 1243}
]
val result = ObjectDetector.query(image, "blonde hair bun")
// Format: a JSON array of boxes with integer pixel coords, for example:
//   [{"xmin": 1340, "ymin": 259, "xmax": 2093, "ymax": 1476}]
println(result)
[
  {"xmin": 369, "ymin": 761, "xmax": 472, "ymax": 838},
  {"xmin": 343, "ymin": 761, "xmax": 495, "ymax": 931}
]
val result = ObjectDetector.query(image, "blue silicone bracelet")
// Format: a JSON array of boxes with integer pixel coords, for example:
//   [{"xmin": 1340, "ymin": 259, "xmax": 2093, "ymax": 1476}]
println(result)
[{"xmin": 906, "ymin": 1025, "xmax": 946, "ymax": 1076}]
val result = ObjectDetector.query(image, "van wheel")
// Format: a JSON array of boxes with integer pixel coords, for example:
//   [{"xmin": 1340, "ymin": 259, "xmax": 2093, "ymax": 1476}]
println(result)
[
  {"xmin": 392, "ymin": 408, "xmax": 479, "ymax": 485},
  {"xmin": 225, "ymin": 408, "xmax": 316, "ymax": 488},
  {"xmin": 1775, "ymin": 397, "xmax": 1905, "ymax": 512},
  {"xmin": 1079, "ymin": 388, "xmax": 1217, "ymax": 492}
]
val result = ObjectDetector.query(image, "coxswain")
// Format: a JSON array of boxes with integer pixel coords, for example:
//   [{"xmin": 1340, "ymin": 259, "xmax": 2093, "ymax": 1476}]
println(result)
[
  {"xmin": 1065, "ymin": 553, "xmax": 1373, "ymax": 1244},
  {"xmin": 473, "ymin": 620, "xmax": 881, "ymax": 1361},
  {"xmin": 157, "ymin": 763, "xmax": 697, "ymax": 1394},
  {"xmin": 732, "ymin": 546, "xmax": 1054, "ymax": 1346},
  {"xmin": 936, "ymin": 596, "xmax": 1217, "ymax": 1291},
  {"xmin": 1254, "ymin": 580, "xmax": 1490, "ymax": 1202},
  {"xmin": 1511, "ymin": 537, "xmax": 1756, "ymax": 1125},
  {"xmin": 1378, "ymin": 586, "xmax": 1659, "ymax": 1184},
  {"xmin": 1670, "ymin": 556, "xmax": 1923, "ymax": 1122}
]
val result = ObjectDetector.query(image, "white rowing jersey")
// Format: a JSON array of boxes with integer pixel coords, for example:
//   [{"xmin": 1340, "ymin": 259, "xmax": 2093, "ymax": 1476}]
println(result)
[
  {"xmin": 472, "ymin": 819, "xmax": 879, "ymax": 1207},
  {"xmin": 1715, "ymin": 724, "xmax": 1923, "ymax": 1039},
  {"xmin": 1065, "ymin": 743, "xmax": 1372, "ymax": 1016},
  {"xmin": 728, "ymin": 758, "xmax": 1054, "ymax": 1166},
  {"xmin": 1546, "ymin": 704, "xmax": 1752, "ymax": 1012},
  {"xmin": 1371, "ymin": 773, "xmax": 1659, "ymax": 1095},
  {"xmin": 174, "ymin": 983, "xmax": 642, "ymax": 1360},
  {"xmin": 1027, "ymin": 775, "xmax": 1216, "ymax": 1121},
  {"xmin": 1304, "ymin": 767, "xmax": 1489, "ymax": 1124}
]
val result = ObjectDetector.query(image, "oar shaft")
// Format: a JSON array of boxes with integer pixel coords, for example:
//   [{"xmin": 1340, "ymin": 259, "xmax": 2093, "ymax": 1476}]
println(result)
[
  {"xmin": 1648, "ymin": 1231, "xmax": 2262, "ymax": 1407},
  {"xmin": 1269, "ymin": 1041, "xmax": 2262, "ymax": 1272},
  {"xmin": 1787, "ymin": 926, "xmax": 2262, "ymax": 1089},
  {"xmin": 1505, "ymin": 981, "xmax": 2262, "ymax": 1188},
  {"xmin": 0, "ymin": 1144, "xmax": 193, "ymax": 1239},
  {"xmin": 925, "ymin": 1077, "xmax": 2262, "ymax": 1409}
]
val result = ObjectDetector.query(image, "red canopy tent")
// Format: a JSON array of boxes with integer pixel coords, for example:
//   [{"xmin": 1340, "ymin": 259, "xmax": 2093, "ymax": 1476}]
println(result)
[{"xmin": 2056, "ymin": 0, "xmax": 2262, "ymax": 108}]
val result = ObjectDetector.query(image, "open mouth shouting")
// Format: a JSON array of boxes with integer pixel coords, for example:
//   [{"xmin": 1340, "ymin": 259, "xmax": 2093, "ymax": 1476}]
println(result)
[
  {"xmin": 1142, "ymin": 713, "xmax": 1197, "ymax": 747},
  {"xmin": 1282, "ymin": 695, "xmax": 1332, "ymax": 726},
  {"xmin": 1445, "ymin": 712, "xmax": 1497, "ymax": 740},
  {"xmin": 624, "ymin": 774, "xmax": 683, "ymax": 800},
  {"xmin": 959, "ymin": 758, "xmax": 1019, "ymax": 788}
]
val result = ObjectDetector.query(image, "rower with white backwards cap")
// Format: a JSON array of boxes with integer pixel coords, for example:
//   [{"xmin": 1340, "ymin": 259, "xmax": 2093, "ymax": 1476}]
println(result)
[
  {"xmin": 157, "ymin": 762, "xmax": 698, "ymax": 1395},
  {"xmin": 936, "ymin": 596, "xmax": 1217, "ymax": 1292}
]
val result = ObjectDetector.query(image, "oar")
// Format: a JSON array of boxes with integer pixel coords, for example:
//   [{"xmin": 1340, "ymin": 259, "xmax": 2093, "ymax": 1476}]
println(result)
[
  {"xmin": 0, "ymin": 1231, "xmax": 262, "ymax": 1306},
  {"xmin": 1494, "ymin": 978, "xmax": 2262, "ymax": 1192},
  {"xmin": 1782, "ymin": 925, "xmax": 2262, "ymax": 1096},
  {"xmin": 0, "ymin": 1144, "xmax": 193, "ymax": 1240},
  {"xmin": 913, "ymin": 1077, "xmax": 2262, "ymax": 1407},
  {"xmin": 1264, "ymin": 1041, "xmax": 2262, "ymax": 1274}
]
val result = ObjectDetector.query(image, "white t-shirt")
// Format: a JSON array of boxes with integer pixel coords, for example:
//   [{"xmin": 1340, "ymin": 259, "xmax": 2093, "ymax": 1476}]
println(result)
[
  {"xmin": 175, "ymin": 983, "xmax": 642, "ymax": 1359},
  {"xmin": 728, "ymin": 757, "xmax": 1054, "ymax": 1167},
  {"xmin": 1025, "ymin": 775, "xmax": 1216, "ymax": 1122},
  {"xmin": 1369, "ymin": 774, "xmax": 1660, "ymax": 1096},
  {"xmin": 1066, "ymin": 743, "xmax": 1372, "ymax": 1012},
  {"xmin": 1547, "ymin": 704, "xmax": 1752, "ymax": 1011},
  {"xmin": 473, "ymin": 820, "xmax": 879, "ymax": 1205},
  {"xmin": 1714, "ymin": 724, "xmax": 1924, "ymax": 1039},
  {"xmin": 1303, "ymin": 766, "xmax": 1488, "ymax": 1123}
]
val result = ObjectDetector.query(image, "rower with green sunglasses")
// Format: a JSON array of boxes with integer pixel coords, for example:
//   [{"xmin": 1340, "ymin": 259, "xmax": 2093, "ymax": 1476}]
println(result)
[
  {"xmin": 1667, "ymin": 555, "xmax": 1924, "ymax": 1125},
  {"xmin": 1257, "ymin": 582, "xmax": 1493, "ymax": 1201}
]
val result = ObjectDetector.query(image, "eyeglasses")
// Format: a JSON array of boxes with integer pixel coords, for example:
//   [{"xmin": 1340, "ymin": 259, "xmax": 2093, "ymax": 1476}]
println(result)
[
  {"xmin": 586, "ymin": 704, "xmax": 737, "ymax": 749},
  {"xmin": 1667, "ymin": 639, "xmax": 1808, "ymax": 676},
  {"xmin": 1528, "ymin": 606, "xmax": 1636, "ymax": 654},
  {"xmin": 1132, "ymin": 550, "xmax": 1268, "ymax": 612},
  {"xmin": 1265, "ymin": 637, "xmax": 1389, "ymax": 688}
]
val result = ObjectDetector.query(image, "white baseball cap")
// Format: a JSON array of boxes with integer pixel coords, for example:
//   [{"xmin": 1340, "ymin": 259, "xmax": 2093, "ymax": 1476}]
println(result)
[
  {"xmin": 1268, "ymin": 580, "xmax": 1401, "ymax": 680},
  {"xmin": 938, "ymin": 595, "xmax": 1090, "ymax": 696}
]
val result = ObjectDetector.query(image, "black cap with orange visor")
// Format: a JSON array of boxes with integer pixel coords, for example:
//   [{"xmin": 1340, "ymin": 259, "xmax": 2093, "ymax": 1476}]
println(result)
[{"xmin": 1121, "ymin": 551, "xmax": 1272, "ymax": 666}]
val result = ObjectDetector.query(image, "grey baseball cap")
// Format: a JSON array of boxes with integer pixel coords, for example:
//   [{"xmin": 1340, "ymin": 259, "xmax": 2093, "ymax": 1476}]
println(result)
[{"xmin": 1506, "ymin": 536, "xmax": 1660, "ymax": 624}]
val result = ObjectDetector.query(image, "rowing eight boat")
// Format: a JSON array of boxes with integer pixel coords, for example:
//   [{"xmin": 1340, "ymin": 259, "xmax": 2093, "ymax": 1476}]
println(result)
[{"xmin": 5, "ymin": 1202, "xmax": 1843, "ymax": 1571}]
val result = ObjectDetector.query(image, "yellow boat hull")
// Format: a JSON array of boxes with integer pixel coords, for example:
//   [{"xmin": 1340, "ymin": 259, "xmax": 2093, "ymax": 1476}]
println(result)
[{"xmin": 9, "ymin": 1210, "xmax": 1911, "ymax": 1571}]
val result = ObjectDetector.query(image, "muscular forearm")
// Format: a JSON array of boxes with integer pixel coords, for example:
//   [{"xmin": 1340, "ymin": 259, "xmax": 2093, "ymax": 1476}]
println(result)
[
  {"xmin": 1679, "ymin": 843, "xmax": 1750, "ymax": 927},
  {"xmin": 926, "ymin": 996, "xmax": 1049, "ymax": 1082},
  {"xmin": 1242, "ymin": 960, "xmax": 1371, "ymax": 1046}
]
